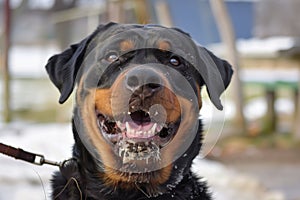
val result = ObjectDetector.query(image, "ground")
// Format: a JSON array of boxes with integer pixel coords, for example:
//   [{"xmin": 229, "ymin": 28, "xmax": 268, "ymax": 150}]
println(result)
[{"xmin": 209, "ymin": 136, "xmax": 300, "ymax": 200}]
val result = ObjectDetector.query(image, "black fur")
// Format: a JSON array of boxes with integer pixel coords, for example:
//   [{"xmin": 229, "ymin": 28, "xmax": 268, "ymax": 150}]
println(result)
[{"xmin": 46, "ymin": 23, "xmax": 233, "ymax": 200}]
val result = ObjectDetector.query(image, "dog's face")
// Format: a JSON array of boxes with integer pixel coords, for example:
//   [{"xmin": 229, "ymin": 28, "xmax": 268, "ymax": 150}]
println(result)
[{"xmin": 46, "ymin": 23, "xmax": 232, "ymax": 194}]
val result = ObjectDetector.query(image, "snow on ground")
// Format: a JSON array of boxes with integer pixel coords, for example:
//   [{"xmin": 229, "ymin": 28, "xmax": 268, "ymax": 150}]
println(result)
[
  {"xmin": 193, "ymin": 158, "xmax": 284, "ymax": 200},
  {"xmin": 0, "ymin": 123, "xmax": 284, "ymax": 200},
  {"xmin": 0, "ymin": 123, "xmax": 73, "ymax": 200}
]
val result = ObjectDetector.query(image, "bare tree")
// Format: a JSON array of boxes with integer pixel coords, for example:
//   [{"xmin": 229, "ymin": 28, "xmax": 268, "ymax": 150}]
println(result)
[
  {"xmin": 2, "ymin": 0, "xmax": 12, "ymax": 123},
  {"xmin": 106, "ymin": 0, "xmax": 125, "ymax": 23},
  {"xmin": 210, "ymin": 0, "xmax": 247, "ymax": 134},
  {"xmin": 295, "ymin": 68, "xmax": 300, "ymax": 140}
]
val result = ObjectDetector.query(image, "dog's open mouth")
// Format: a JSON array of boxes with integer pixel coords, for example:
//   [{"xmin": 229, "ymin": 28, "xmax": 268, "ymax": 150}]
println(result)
[{"xmin": 96, "ymin": 109, "xmax": 179, "ymax": 164}]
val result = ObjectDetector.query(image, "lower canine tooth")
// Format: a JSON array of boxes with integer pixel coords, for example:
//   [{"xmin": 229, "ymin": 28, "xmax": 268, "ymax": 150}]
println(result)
[
  {"xmin": 116, "ymin": 121, "xmax": 125, "ymax": 131},
  {"xmin": 123, "ymin": 156, "xmax": 130, "ymax": 164},
  {"xmin": 125, "ymin": 122, "xmax": 130, "ymax": 131},
  {"xmin": 126, "ymin": 122, "xmax": 135, "ymax": 136},
  {"xmin": 147, "ymin": 123, "xmax": 157, "ymax": 136},
  {"xmin": 156, "ymin": 124, "xmax": 163, "ymax": 132}
]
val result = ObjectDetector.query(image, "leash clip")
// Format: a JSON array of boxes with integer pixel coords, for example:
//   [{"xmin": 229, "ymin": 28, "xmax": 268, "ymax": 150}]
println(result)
[{"xmin": 33, "ymin": 154, "xmax": 61, "ymax": 167}]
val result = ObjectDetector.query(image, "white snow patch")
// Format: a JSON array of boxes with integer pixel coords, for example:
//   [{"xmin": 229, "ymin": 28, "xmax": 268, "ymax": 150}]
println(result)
[
  {"xmin": 240, "ymin": 69, "xmax": 299, "ymax": 83},
  {"xmin": 244, "ymin": 97, "xmax": 295, "ymax": 120},
  {"xmin": 208, "ymin": 37, "xmax": 296, "ymax": 58},
  {"xmin": 192, "ymin": 157, "xmax": 285, "ymax": 200},
  {"xmin": 237, "ymin": 37, "xmax": 295, "ymax": 58},
  {"xmin": 244, "ymin": 97, "xmax": 267, "ymax": 120}
]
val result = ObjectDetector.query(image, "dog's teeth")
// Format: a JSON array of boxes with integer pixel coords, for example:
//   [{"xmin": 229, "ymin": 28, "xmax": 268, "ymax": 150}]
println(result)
[
  {"xmin": 144, "ymin": 131, "xmax": 148, "ymax": 137},
  {"xmin": 132, "ymin": 145, "xmax": 136, "ymax": 151},
  {"xmin": 138, "ymin": 145, "xmax": 143, "ymax": 151},
  {"xmin": 125, "ymin": 122, "xmax": 130, "ymax": 132},
  {"xmin": 132, "ymin": 129, "xmax": 137, "ymax": 137},
  {"xmin": 119, "ymin": 149, "xmax": 124, "ymax": 157},
  {"xmin": 147, "ymin": 130, "xmax": 152, "ymax": 137},
  {"xmin": 148, "ymin": 123, "xmax": 157, "ymax": 136},
  {"xmin": 123, "ymin": 156, "xmax": 130, "ymax": 164},
  {"xmin": 116, "ymin": 121, "xmax": 125, "ymax": 131},
  {"xmin": 156, "ymin": 124, "xmax": 163, "ymax": 132},
  {"xmin": 130, "ymin": 129, "xmax": 136, "ymax": 137},
  {"xmin": 100, "ymin": 120, "xmax": 105, "ymax": 126},
  {"xmin": 126, "ymin": 122, "xmax": 136, "ymax": 137}
]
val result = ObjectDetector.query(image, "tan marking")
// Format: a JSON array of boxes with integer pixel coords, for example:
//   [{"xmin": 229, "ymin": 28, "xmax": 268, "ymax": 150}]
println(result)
[
  {"xmin": 196, "ymin": 84, "xmax": 202, "ymax": 109},
  {"xmin": 160, "ymin": 95, "xmax": 199, "ymax": 168},
  {"xmin": 95, "ymin": 88, "xmax": 113, "ymax": 116},
  {"xmin": 157, "ymin": 40, "xmax": 171, "ymax": 51},
  {"xmin": 120, "ymin": 40, "xmax": 135, "ymax": 52},
  {"xmin": 80, "ymin": 89, "xmax": 117, "ymax": 167}
]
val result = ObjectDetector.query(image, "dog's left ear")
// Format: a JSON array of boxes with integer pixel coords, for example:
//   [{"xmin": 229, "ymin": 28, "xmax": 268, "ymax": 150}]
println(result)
[{"xmin": 196, "ymin": 46, "xmax": 233, "ymax": 110}]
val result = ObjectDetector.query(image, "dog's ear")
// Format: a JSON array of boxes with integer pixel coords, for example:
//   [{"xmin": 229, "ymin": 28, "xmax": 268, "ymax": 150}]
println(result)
[
  {"xmin": 45, "ymin": 38, "xmax": 92, "ymax": 104},
  {"xmin": 197, "ymin": 46, "xmax": 233, "ymax": 110},
  {"xmin": 45, "ymin": 22, "xmax": 116, "ymax": 104}
]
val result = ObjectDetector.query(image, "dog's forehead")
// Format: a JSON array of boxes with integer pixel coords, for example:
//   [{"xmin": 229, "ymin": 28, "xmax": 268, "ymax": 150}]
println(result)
[
  {"xmin": 93, "ymin": 24, "xmax": 194, "ymax": 50},
  {"xmin": 85, "ymin": 24, "xmax": 198, "ymax": 65}
]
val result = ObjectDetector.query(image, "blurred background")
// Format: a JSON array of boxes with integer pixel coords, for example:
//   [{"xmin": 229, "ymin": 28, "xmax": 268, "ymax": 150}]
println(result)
[{"xmin": 0, "ymin": 0, "xmax": 300, "ymax": 199}]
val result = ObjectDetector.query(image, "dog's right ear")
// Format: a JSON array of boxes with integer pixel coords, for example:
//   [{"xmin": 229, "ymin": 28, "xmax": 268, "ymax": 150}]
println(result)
[
  {"xmin": 45, "ymin": 22, "xmax": 116, "ymax": 104},
  {"xmin": 45, "ymin": 38, "xmax": 92, "ymax": 104}
]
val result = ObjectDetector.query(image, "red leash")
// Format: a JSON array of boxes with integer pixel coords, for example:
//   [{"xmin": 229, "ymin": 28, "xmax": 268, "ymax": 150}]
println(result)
[{"xmin": 0, "ymin": 142, "xmax": 61, "ymax": 167}]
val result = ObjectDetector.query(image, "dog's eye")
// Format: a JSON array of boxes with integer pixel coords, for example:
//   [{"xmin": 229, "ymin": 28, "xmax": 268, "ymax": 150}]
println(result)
[
  {"xmin": 105, "ymin": 52, "xmax": 119, "ymax": 62},
  {"xmin": 169, "ymin": 56, "xmax": 181, "ymax": 66}
]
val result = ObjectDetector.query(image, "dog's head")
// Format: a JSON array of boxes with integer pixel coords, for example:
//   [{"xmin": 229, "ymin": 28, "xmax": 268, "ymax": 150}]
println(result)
[{"xmin": 46, "ymin": 22, "xmax": 232, "ymax": 195}]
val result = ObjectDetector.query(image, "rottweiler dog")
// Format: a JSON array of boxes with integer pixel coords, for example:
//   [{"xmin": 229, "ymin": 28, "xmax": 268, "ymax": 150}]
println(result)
[{"xmin": 46, "ymin": 22, "xmax": 233, "ymax": 200}]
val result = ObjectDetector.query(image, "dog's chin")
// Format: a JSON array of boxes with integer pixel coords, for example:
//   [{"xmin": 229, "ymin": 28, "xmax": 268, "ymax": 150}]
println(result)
[{"xmin": 95, "ymin": 109, "xmax": 179, "ymax": 174}]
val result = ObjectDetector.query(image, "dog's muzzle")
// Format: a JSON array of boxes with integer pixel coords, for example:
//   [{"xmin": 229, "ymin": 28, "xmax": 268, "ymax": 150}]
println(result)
[{"xmin": 96, "ymin": 67, "xmax": 178, "ymax": 164}]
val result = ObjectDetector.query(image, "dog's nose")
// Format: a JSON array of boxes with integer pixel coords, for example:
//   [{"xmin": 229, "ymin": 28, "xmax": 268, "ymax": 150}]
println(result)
[{"xmin": 125, "ymin": 68, "xmax": 162, "ymax": 93}]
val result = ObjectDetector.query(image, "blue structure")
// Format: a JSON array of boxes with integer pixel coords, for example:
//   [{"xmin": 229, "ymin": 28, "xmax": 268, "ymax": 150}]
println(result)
[{"xmin": 151, "ymin": 0, "xmax": 254, "ymax": 45}]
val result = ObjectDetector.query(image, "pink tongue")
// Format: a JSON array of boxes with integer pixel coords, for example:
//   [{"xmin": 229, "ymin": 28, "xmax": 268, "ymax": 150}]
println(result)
[
  {"xmin": 128, "ymin": 122, "xmax": 154, "ymax": 131},
  {"xmin": 126, "ymin": 122, "xmax": 155, "ymax": 138}
]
